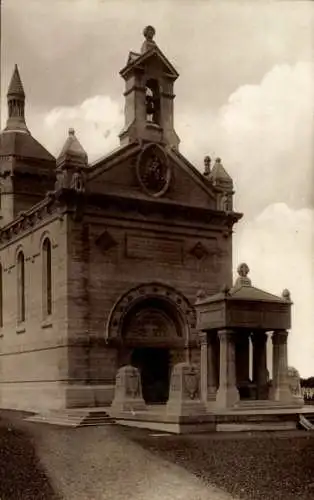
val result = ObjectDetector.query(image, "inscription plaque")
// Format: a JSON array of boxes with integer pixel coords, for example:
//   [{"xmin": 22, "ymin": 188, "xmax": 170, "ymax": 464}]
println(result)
[{"xmin": 126, "ymin": 234, "xmax": 183, "ymax": 265}]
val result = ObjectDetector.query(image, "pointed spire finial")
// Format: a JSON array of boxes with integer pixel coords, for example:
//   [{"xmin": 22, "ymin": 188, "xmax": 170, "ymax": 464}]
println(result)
[
  {"xmin": 203, "ymin": 155, "xmax": 211, "ymax": 176},
  {"xmin": 7, "ymin": 64, "xmax": 25, "ymax": 98},
  {"xmin": 4, "ymin": 64, "xmax": 28, "ymax": 133}
]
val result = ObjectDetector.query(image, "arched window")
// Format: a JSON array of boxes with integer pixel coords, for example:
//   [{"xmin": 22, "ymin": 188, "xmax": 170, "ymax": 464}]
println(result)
[
  {"xmin": 42, "ymin": 238, "xmax": 52, "ymax": 317},
  {"xmin": 0, "ymin": 263, "xmax": 3, "ymax": 328},
  {"xmin": 145, "ymin": 79, "xmax": 160, "ymax": 124},
  {"xmin": 17, "ymin": 251, "xmax": 25, "ymax": 323}
]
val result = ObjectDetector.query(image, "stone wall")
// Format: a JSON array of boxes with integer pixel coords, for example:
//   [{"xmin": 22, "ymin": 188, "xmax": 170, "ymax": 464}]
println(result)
[
  {"xmin": 64, "ymin": 205, "xmax": 232, "ymax": 406},
  {"xmin": 0, "ymin": 199, "xmax": 233, "ymax": 411},
  {"xmin": 0, "ymin": 215, "xmax": 69, "ymax": 411}
]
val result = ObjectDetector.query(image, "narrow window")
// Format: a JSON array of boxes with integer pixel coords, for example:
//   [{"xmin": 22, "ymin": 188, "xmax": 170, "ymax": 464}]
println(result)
[
  {"xmin": 17, "ymin": 251, "xmax": 25, "ymax": 323},
  {"xmin": 42, "ymin": 238, "xmax": 52, "ymax": 317},
  {"xmin": 0, "ymin": 263, "xmax": 3, "ymax": 328}
]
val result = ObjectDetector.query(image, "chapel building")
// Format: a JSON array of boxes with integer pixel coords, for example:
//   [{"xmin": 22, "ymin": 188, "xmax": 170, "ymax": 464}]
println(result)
[{"xmin": 0, "ymin": 27, "xmax": 241, "ymax": 412}]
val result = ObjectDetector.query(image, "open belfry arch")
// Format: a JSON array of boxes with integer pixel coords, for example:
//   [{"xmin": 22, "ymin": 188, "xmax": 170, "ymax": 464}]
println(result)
[{"xmin": 0, "ymin": 27, "xmax": 307, "ymax": 431}]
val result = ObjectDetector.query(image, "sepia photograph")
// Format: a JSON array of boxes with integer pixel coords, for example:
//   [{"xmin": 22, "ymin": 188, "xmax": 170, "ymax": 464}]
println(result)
[{"xmin": 0, "ymin": 1, "xmax": 313, "ymax": 499}]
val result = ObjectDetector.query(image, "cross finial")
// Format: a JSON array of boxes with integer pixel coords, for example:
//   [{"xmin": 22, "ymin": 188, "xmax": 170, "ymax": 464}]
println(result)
[
  {"xmin": 237, "ymin": 262, "xmax": 250, "ymax": 278},
  {"xmin": 234, "ymin": 262, "xmax": 252, "ymax": 288}
]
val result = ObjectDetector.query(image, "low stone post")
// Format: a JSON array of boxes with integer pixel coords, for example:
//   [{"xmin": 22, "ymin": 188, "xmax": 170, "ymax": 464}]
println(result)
[
  {"xmin": 111, "ymin": 365, "xmax": 146, "ymax": 412},
  {"xmin": 166, "ymin": 362, "xmax": 207, "ymax": 416},
  {"xmin": 287, "ymin": 366, "xmax": 304, "ymax": 407}
]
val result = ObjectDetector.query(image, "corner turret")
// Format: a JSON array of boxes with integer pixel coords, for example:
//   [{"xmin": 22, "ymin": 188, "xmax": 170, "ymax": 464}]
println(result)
[{"xmin": 55, "ymin": 128, "xmax": 88, "ymax": 192}]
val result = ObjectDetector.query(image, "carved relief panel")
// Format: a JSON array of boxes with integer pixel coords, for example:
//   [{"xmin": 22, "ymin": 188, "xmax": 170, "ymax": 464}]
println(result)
[{"xmin": 124, "ymin": 307, "xmax": 179, "ymax": 345}]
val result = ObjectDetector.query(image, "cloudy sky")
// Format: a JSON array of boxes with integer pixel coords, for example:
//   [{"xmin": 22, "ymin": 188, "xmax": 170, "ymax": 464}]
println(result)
[{"xmin": 2, "ymin": 0, "xmax": 314, "ymax": 376}]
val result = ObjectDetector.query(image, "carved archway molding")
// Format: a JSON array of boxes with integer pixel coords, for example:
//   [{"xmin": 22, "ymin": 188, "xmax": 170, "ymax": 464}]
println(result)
[{"xmin": 105, "ymin": 282, "xmax": 196, "ymax": 344}]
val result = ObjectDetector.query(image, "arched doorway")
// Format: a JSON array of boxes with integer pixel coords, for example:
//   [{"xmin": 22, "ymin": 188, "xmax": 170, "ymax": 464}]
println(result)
[
  {"xmin": 131, "ymin": 347, "xmax": 170, "ymax": 403},
  {"xmin": 121, "ymin": 297, "xmax": 185, "ymax": 404}
]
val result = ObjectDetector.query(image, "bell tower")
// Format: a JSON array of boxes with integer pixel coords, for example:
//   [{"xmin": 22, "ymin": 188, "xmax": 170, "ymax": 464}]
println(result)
[{"xmin": 119, "ymin": 26, "xmax": 180, "ymax": 149}]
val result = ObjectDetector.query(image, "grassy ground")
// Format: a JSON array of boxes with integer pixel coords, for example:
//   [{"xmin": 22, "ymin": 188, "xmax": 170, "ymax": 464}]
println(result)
[
  {"xmin": 124, "ymin": 428, "xmax": 314, "ymax": 500},
  {"xmin": 0, "ymin": 412, "xmax": 59, "ymax": 500},
  {"xmin": 0, "ymin": 411, "xmax": 314, "ymax": 500}
]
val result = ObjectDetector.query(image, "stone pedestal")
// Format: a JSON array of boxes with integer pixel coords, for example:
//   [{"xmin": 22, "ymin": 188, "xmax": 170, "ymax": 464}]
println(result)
[
  {"xmin": 270, "ymin": 330, "xmax": 292, "ymax": 403},
  {"xmin": 111, "ymin": 365, "xmax": 146, "ymax": 412},
  {"xmin": 216, "ymin": 330, "xmax": 239, "ymax": 409},
  {"xmin": 252, "ymin": 331, "xmax": 269, "ymax": 400},
  {"xmin": 166, "ymin": 362, "xmax": 207, "ymax": 416}
]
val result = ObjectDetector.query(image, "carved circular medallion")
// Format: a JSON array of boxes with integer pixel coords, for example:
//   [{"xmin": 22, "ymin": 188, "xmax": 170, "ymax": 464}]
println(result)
[{"xmin": 136, "ymin": 144, "xmax": 171, "ymax": 198}]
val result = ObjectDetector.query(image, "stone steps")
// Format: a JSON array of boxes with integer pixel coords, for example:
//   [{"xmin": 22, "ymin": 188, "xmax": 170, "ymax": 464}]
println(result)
[
  {"xmin": 236, "ymin": 400, "xmax": 298, "ymax": 410},
  {"xmin": 217, "ymin": 421, "xmax": 296, "ymax": 432},
  {"xmin": 25, "ymin": 409, "xmax": 115, "ymax": 428}
]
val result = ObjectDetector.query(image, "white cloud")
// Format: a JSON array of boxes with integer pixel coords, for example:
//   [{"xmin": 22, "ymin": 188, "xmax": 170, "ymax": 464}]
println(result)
[
  {"xmin": 178, "ymin": 61, "xmax": 314, "ymax": 216},
  {"xmin": 33, "ymin": 61, "xmax": 313, "ymax": 209},
  {"xmin": 36, "ymin": 95, "xmax": 123, "ymax": 161},
  {"xmin": 233, "ymin": 203, "xmax": 314, "ymax": 377}
]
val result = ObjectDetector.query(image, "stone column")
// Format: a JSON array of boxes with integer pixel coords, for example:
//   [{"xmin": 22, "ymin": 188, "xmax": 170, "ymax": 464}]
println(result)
[
  {"xmin": 199, "ymin": 332, "xmax": 208, "ymax": 402},
  {"xmin": 216, "ymin": 329, "xmax": 239, "ymax": 409},
  {"xmin": 199, "ymin": 332, "xmax": 217, "ymax": 403},
  {"xmin": 252, "ymin": 331, "xmax": 268, "ymax": 400},
  {"xmin": 235, "ymin": 332, "xmax": 251, "ymax": 399},
  {"xmin": 207, "ymin": 333, "xmax": 218, "ymax": 401},
  {"xmin": 236, "ymin": 332, "xmax": 250, "ymax": 383},
  {"xmin": 271, "ymin": 330, "xmax": 291, "ymax": 403}
]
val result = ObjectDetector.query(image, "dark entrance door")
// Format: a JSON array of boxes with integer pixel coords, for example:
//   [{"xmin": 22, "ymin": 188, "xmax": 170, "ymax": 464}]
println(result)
[{"xmin": 131, "ymin": 348, "xmax": 170, "ymax": 404}]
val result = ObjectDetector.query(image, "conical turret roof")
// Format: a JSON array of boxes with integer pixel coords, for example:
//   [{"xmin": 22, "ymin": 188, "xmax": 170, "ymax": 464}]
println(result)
[
  {"xmin": 1, "ymin": 65, "xmax": 55, "ymax": 162},
  {"xmin": 7, "ymin": 64, "xmax": 25, "ymax": 97},
  {"xmin": 57, "ymin": 128, "xmax": 88, "ymax": 165},
  {"xmin": 209, "ymin": 158, "xmax": 233, "ymax": 190}
]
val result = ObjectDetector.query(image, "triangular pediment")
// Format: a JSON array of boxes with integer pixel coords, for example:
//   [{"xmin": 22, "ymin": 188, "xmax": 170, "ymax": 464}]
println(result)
[
  {"xmin": 229, "ymin": 285, "xmax": 289, "ymax": 303},
  {"xmin": 198, "ymin": 284, "xmax": 289, "ymax": 306},
  {"xmin": 120, "ymin": 45, "xmax": 179, "ymax": 80},
  {"xmin": 87, "ymin": 143, "xmax": 222, "ymax": 212}
]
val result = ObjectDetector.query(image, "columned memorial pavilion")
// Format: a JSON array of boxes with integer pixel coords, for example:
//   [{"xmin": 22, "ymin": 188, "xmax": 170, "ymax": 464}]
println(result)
[{"xmin": 195, "ymin": 263, "xmax": 298, "ymax": 411}]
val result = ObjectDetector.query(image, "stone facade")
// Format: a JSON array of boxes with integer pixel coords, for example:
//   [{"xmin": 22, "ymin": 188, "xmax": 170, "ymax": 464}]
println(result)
[{"xmin": 0, "ymin": 27, "xmax": 242, "ymax": 412}]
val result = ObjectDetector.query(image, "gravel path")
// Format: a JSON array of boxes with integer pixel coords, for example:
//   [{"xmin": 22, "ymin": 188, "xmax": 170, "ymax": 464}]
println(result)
[
  {"xmin": 0, "ymin": 412, "xmax": 234, "ymax": 500},
  {"xmin": 31, "ymin": 424, "xmax": 234, "ymax": 500}
]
